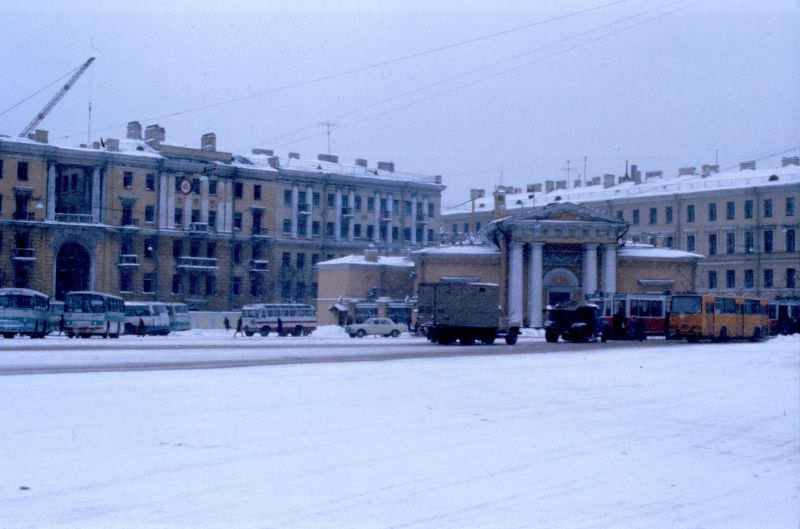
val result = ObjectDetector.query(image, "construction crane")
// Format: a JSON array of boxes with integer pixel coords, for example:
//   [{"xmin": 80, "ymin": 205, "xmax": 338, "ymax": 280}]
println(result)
[{"xmin": 19, "ymin": 56, "xmax": 95, "ymax": 138}]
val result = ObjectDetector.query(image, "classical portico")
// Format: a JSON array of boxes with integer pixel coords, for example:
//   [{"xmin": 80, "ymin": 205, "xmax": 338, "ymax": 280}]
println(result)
[{"xmin": 487, "ymin": 202, "xmax": 628, "ymax": 328}]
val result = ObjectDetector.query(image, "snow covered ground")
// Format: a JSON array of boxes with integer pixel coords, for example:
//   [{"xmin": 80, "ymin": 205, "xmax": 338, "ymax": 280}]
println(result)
[{"xmin": 0, "ymin": 335, "xmax": 798, "ymax": 528}]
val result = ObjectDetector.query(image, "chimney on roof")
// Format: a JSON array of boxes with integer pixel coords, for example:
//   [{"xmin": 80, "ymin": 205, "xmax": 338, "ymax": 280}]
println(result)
[
  {"xmin": 365, "ymin": 247, "xmax": 379, "ymax": 263},
  {"xmin": 377, "ymin": 161, "xmax": 395, "ymax": 172},
  {"xmin": 739, "ymin": 161, "xmax": 756, "ymax": 171},
  {"xmin": 603, "ymin": 174, "xmax": 615, "ymax": 188},
  {"xmin": 105, "ymin": 138, "xmax": 119, "ymax": 151},
  {"xmin": 127, "ymin": 121, "xmax": 142, "ymax": 140},
  {"xmin": 701, "ymin": 164, "xmax": 719, "ymax": 176},
  {"xmin": 268, "ymin": 156, "xmax": 280, "ymax": 168},
  {"xmin": 32, "ymin": 129, "xmax": 48, "ymax": 144},
  {"xmin": 288, "ymin": 152, "xmax": 300, "ymax": 160},
  {"xmin": 782, "ymin": 156, "xmax": 800, "ymax": 167},
  {"xmin": 252, "ymin": 148, "xmax": 274, "ymax": 156},
  {"xmin": 355, "ymin": 158, "xmax": 368, "ymax": 168},
  {"xmin": 555, "ymin": 180, "xmax": 567, "ymax": 190},
  {"xmin": 573, "ymin": 179, "xmax": 582, "ymax": 188},
  {"xmin": 631, "ymin": 164, "xmax": 642, "ymax": 184},
  {"xmin": 318, "ymin": 154, "xmax": 339, "ymax": 163},
  {"xmin": 144, "ymin": 124, "xmax": 165, "ymax": 146},
  {"xmin": 201, "ymin": 133, "xmax": 216, "ymax": 152},
  {"xmin": 545, "ymin": 180, "xmax": 555, "ymax": 193},
  {"xmin": 678, "ymin": 166, "xmax": 696, "ymax": 176},
  {"xmin": 590, "ymin": 176, "xmax": 601, "ymax": 186},
  {"xmin": 645, "ymin": 170, "xmax": 663, "ymax": 179}
]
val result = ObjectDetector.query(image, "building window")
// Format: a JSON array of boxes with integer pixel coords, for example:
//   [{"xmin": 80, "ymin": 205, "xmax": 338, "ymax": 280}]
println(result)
[
  {"xmin": 15, "ymin": 162, "xmax": 28, "ymax": 181},
  {"xmin": 313, "ymin": 192, "xmax": 320, "ymax": 207},
  {"xmin": 763, "ymin": 199, "xmax": 773, "ymax": 218},
  {"xmin": 208, "ymin": 210, "xmax": 216, "ymax": 229},
  {"xmin": 297, "ymin": 253, "xmax": 305, "ymax": 269},
  {"xmin": 312, "ymin": 221, "xmax": 320, "ymax": 236},
  {"xmin": 708, "ymin": 203, "xmax": 717, "ymax": 222},
  {"xmin": 632, "ymin": 209, "xmax": 640, "ymax": 225},
  {"xmin": 120, "ymin": 270, "xmax": 133, "ymax": 293},
  {"xmin": 206, "ymin": 242, "xmax": 216, "ymax": 259},
  {"xmin": 764, "ymin": 230, "xmax": 773, "ymax": 253},
  {"xmin": 253, "ymin": 185, "xmax": 261, "ymax": 200},
  {"xmin": 281, "ymin": 281, "xmax": 291, "ymax": 301},
  {"xmin": 649, "ymin": 207, "xmax": 657, "ymax": 225},
  {"xmin": 327, "ymin": 193, "xmax": 335, "ymax": 208},
  {"xmin": 787, "ymin": 197, "xmax": 795, "ymax": 217},
  {"xmin": 665, "ymin": 207, "xmax": 673, "ymax": 224},
  {"xmin": 367, "ymin": 225, "xmax": 374, "ymax": 239},
  {"xmin": 232, "ymin": 276, "xmax": 241, "ymax": 296},
  {"xmin": 144, "ymin": 238, "xmax": 154, "ymax": 258},
  {"xmin": 122, "ymin": 171, "xmax": 133, "ymax": 188},
  {"xmin": 145, "ymin": 173, "xmax": 155, "ymax": 191},
  {"xmin": 463, "ymin": 223, "xmax": 469, "ymax": 233},
  {"xmin": 403, "ymin": 227, "xmax": 411, "ymax": 241},
  {"xmin": 121, "ymin": 205, "xmax": 133, "ymax": 226},
  {"xmin": 726, "ymin": 232, "xmax": 735, "ymax": 254},
  {"xmin": 282, "ymin": 252, "xmax": 291, "ymax": 268},
  {"xmin": 190, "ymin": 240, "xmax": 201, "ymax": 257},
  {"xmin": 174, "ymin": 208, "xmax": 183, "ymax": 226},
  {"xmin": 354, "ymin": 224, "xmax": 362, "ymax": 238},
  {"xmin": 205, "ymin": 275, "xmax": 215, "ymax": 295},
  {"xmin": 143, "ymin": 273, "xmax": 155, "ymax": 294},
  {"xmin": 666, "ymin": 236, "xmax": 673, "ymax": 248},
  {"xmin": 427, "ymin": 229, "xmax": 434, "ymax": 242},
  {"xmin": 687, "ymin": 235, "xmax": 696, "ymax": 252},
  {"xmin": 787, "ymin": 268, "xmax": 797, "ymax": 289},
  {"xmin": 726, "ymin": 201, "xmax": 735, "ymax": 220},
  {"xmin": 191, "ymin": 209, "xmax": 200, "ymax": 223},
  {"xmin": 233, "ymin": 212, "xmax": 242, "ymax": 230},
  {"xmin": 428, "ymin": 202, "xmax": 435, "ymax": 217},
  {"xmin": 763, "ymin": 269, "xmax": 773, "ymax": 288},
  {"xmin": 786, "ymin": 229, "xmax": 796, "ymax": 253},
  {"xmin": 145, "ymin": 205, "xmax": 155, "ymax": 223},
  {"xmin": 234, "ymin": 182, "xmax": 243, "ymax": 199},
  {"xmin": 0, "ymin": 159, "xmax": 3, "ymax": 179},
  {"xmin": 312, "ymin": 254, "xmax": 320, "ymax": 267},
  {"xmin": 708, "ymin": 233, "xmax": 717, "ymax": 255},
  {"xmin": 191, "ymin": 178, "xmax": 200, "ymax": 194},
  {"xmin": 189, "ymin": 275, "xmax": 199, "ymax": 296},
  {"xmin": 172, "ymin": 274, "xmax": 182, "ymax": 294},
  {"xmin": 326, "ymin": 222, "xmax": 334, "ymax": 237},
  {"xmin": 367, "ymin": 197, "xmax": 375, "ymax": 212},
  {"xmin": 233, "ymin": 243, "xmax": 242, "ymax": 264},
  {"xmin": 745, "ymin": 231, "xmax": 754, "ymax": 253},
  {"xmin": 172, "ymin": 240, "xmax": 183, "ymax": 258},
  {"xmin": 282, "ymin": 219, "xmax": 291, "ymax": 233},
  {"xmin": 725, "ymin": 270, "xmax": 735, "ymax": 289},
  {"xmin": 392, "ymin": 226, "xmax": 399, "ymax": 241},
  {"xmin": 616, "ymin": 210, "xmax": 624, "ymax": 220},
  {"xmin": 744, "ymin": 269, "xmax": 754, "ymax": 289},
  {"xmin": 686, "ymin": 204, "xmax": 695, "ymax": 223},
  {"xmin": 209, "ymin": 180, "xmax": 217, "ymax": 195},
  {"xmin": 744, "ymin": 199, "xmax": 753, "ymax": 219},
  {"xmin": 708, "ymin": 271, "xmax": 717, "ymax": 289}
]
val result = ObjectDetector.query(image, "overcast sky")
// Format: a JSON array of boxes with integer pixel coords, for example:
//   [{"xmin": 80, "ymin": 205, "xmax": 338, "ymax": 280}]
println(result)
[{"xmin": 1, "ymin": 0, "xmax": 798, "ymax": 206}]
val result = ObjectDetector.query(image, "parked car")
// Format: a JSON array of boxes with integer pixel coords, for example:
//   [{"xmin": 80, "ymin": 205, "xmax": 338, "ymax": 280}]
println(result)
[
  {"xmin": 545, "ymin": 302, "xmax": 606, "ymax": 343},
  {"xmin": 346, "ymin": 318, "xmax": 405, "ymax": 338}
]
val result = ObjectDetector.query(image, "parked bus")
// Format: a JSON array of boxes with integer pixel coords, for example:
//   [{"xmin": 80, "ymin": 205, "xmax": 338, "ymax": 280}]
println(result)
[
  {"xmin": 124, "ymin": 301, "xmax": 171, "ymax": 335},
  {"xmin": 0, "ymin": 288, "xmax": 50, "ymax": 338},
  {"xmin": 241, "ymin": 303, "xmax": 316, "ymax": 336},
  {"xmin": 767, "ymin": 299, "xmax": 800, "ymax": 335},
  {"xmin": 669, "ymin": 294, "xmax": 768, "ymax": 342},
  {"xmin": 589, "ymin": 293, "xmax": 669, "ymax": 339},
  {"xmin": 165, "ymin": 302, "xmax": 191, "ymax": 332},
  {"xmin": 64, "ymin": 291, "xmax": 125, "ymax": 338},
  {"xmin": 47, "ymin": 300, "xmax": 65, "ymax": 334}
]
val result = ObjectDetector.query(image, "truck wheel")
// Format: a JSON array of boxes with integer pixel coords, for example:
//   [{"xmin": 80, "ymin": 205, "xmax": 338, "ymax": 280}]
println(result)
[
  {"xmin": 245, "ymin": 330, "xmax": 254, "ymax": 337},
  {"xmin": 260, "ymin": 326, "xmax": 270, "ymax": 337},
  {"xmin": 481, "ymin": 334, "xmax": 496, "ymax": 345},
  {"xmin": 438, "ymin": 333, "xmax": 456, "ymax": 345},
  {"xmin": 459, "ymin": 335, "xmax": 475, "ymax": 346},
  {"xmin": 505, "ymin": 328, "xmax": 519, "ymax": 345},
  {"xmin": 545, "ymin": 328, "xmax": 559, "ymax": 343},
  {"xmin": 390, "ymin": 330, "xmax": 400, "ymax": 338}
]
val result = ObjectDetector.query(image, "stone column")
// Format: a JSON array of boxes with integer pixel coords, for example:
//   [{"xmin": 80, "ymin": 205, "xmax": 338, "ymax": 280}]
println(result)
[
  {"xmin": 508, "ymin": 241, "xmax": 524, "ymax": 324},
  {"xmin": 291, "ymin": 185, "xmax": 299, "ymax": 239},
  {"xmin": 167, "ymin": 174, "xmax": 176, "ymax": 229},
  {"xmin": 158, "ymin": 173, "xmax": 168, "ymax": 227},
  {"xmin": 200, "ymin": 176, "xmax": 209, "ymax": 223},
  {"xmin": 527, "ymin": 242, "xmax": 544, "ymax": 328},
  {"xmin": 91, "ymin": 167, "xmax": 101, "ymax": 223},
  {"xmin": 223, "ymin": 180, "xmax": 233, "ymax": 233},
  {"xmin": 334, "ymin": 189, "xmax": 342, "ymax": 241},
  {"xmin": 582, "ymin": 243, "xmax": 598, "ymax": 298},
  {"xmin": 373, "ymin": 192, "xmax": 381, "ymax": 243},
  {"xmin": 422, "ymin": 197, "xmax": 430, "ymax": 245},
  {"xmin": 386, "ymin": 193, "xmax": 394, "ymax": 246},
  {"xmin": 306, "ymin": 185, "xmax": 313, "ymax": 239},
  {"xmin": 410, "ymin": 199, "xmax": 418, "ymax": 245},
  {"xmin": 348, "ymin": 190, "xmax": 355, "ymax": 241},
  {"xmin": 603, "ymin": 243, "xmax": 617, "ymax": 293},
  {"xmin": 47, "ymin": 163, "xmax": 56, "ymax": 220}
]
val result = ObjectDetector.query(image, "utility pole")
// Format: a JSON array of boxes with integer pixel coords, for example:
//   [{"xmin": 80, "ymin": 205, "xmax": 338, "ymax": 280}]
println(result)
[
  {"xmin": 563, "ymin": 159, "xmax": 572, "ymax": 188},
  {"xmin": 319, "ymin": 121, "xmax": 336, "ymax": 155},
  {"xmin": 583, "ymin": 155, "xmax": 588, "ymax": 186}
]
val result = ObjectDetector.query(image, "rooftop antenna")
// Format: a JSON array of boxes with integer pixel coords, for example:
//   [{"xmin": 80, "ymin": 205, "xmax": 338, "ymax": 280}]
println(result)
[
  {"xmin": 583, "ymin": 155, "xmax": 588, "ymax": 186},
  {"xmin": 319, "ymin": 121, "xmax": 336, "ymax": 154},
  {"xmin": 563, "ymin": 159, "xmax": 573, "ymax": 188}
]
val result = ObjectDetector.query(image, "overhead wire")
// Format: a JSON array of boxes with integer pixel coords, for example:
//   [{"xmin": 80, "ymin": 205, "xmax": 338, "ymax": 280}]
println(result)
[{"xmin": 0, "ymin": 65, "xmax": 79, "ymax": 119}]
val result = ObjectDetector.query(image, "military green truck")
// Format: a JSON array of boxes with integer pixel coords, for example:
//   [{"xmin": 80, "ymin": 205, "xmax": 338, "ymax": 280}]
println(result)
[{"xmin": 416, "ymin": 282, "xmax": 521, "ymax": 345}]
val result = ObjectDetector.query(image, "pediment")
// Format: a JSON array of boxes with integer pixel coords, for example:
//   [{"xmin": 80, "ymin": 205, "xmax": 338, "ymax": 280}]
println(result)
[{"xmin": 522, "ymin": 202, "xmax": 624, "ymax": 224}]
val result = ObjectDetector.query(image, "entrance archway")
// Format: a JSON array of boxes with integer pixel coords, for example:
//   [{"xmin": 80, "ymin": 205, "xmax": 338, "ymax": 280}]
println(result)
[
  {"xmin": 542, "ymin": 267, "xmax": 580, "ymax": 306},
  {"xmin": 55, "ymin": 242, "xmax": 91, "ymax": 300}
]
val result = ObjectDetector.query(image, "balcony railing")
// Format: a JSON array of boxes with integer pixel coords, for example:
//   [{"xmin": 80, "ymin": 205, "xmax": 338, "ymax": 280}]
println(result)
[
  {"xmin": 341, "ymin": 207, "xmax": 354, "ymax": 217},
  {"xmin": 189, "ymin": 222, "xmax": 210, "ymax": 234},
  {"xmin": 251, "ymin": 226, "xmax": 268, "ymax": 237},
  {"xmin": 11, "ymin": 247, "xmax": 36, "ymax": 261},
  {"xmin": 121, "ymin": 217, "xmax": 140, "ymax": 228},
  {"xmin": 118, "ymin": 254, "xmax": 140, "ymax": 267},
  {"xmin": 55, "ymin": 213, "xmax": 93, "ymax": 224},
  {"xmin": 249, "ymin": 259, "xmax": 269, "ymax": 272},
  {"xmin": 176, "ymin": 256, "xmax": 218, "ymax": 270},
  {"xmin": 297, "ymin": 203, "xmax": 311, "ymax": 215}
]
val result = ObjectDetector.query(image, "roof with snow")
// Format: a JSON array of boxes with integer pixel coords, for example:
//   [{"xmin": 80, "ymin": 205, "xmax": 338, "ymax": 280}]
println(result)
[
  {"xmin": 446, "ymin": 165, "xmax": 800, "ymax": 215},
  {"xmin": 316, "ymin": 254, "xmax": 414, "ymax": 268},
  {"xmin": 618, "ymin": 242, "xmax": 703, "ymax": 260},
  {"xmin": 413, "ymin": 244, "xmax": 500, "ymax": 257}
]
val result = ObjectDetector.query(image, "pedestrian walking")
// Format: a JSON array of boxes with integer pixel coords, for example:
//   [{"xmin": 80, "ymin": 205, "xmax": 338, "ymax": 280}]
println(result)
[
  {"xmin": 224, "ymin": 316, "xmax": 231, "ymax": 332},
  {"xmin": 58, "ymin": 313, "xmax": 65, "ymax": 336},
  {"xmin": 234, "ymin": 317, "xmax": 243, "ymax": 337},
  {"xmin": 137, "ymin": 317, "xmax": 146, "ymax": 337},
  {"xmin": 277, "ymin": 317, "xmax": 284, "ymax": 337}
]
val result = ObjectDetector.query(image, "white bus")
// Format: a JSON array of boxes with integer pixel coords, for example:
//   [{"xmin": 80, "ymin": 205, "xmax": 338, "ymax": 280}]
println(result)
[
  {"xmin": 124, "ymin": 301, "xmax": 171, "ymax": 335},
  {"xmin": 165, "ymin": 302, "xmax": 191, "ymax": 332},
  {"xmin": 241, "ymin": 303, "xmax": 317, "ymax": 336},
  {"xmin": 0, "ymin": 288, "xmax": 50, "ymax": 339},
  {"xmin": 64, "ymin": 291, "xmax": 125, "ymax": 338}
]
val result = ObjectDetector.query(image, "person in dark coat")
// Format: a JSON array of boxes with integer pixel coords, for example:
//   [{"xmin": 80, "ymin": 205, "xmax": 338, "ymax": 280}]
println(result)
[
  {"xmin": 137, "ymin": 317, "xmax": 146, "ymax": 337},
  {"xmin": 58, "ymin": 314, "xmax": 65, "ymax": 336},
  {"xmin": 234, "ymin": 317, "xmax": 243, "ymax": 337},
  {"xmin": 223, "ymin": 316, "xmax": 231, "ymax": 332},
  {"xmin": 277, "ymin": 317, "xmax": 284, "ymax": 337}
]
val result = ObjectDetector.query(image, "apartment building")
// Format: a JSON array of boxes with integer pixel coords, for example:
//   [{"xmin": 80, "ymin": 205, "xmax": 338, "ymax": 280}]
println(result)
[
  {"xmin": 443, "ymin": 160, "xmax": 800, "ymax": 301},
  {"xmin": 0, "ymin": 124, "xmax": 443, "ymax": 310}
]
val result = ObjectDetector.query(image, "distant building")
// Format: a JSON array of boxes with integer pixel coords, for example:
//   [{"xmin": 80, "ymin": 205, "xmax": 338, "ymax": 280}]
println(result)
[{"xmin": 0, "ymin": 124, "xmax": 444, "ymax": 310}]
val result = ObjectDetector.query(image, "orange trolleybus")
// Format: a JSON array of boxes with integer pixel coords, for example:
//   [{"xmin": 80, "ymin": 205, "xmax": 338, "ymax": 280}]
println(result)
[{"xmin": 669, "ymin": 293, "xmax": 769, "ymax": 342}]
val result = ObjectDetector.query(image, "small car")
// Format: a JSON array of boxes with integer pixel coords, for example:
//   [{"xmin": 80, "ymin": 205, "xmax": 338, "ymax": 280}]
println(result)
[{"xmin": 346, "ymin": 318, "xmax": 406, "ymax": 338}]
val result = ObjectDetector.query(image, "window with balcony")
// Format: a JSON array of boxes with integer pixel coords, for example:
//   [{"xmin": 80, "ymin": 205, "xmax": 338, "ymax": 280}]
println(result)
[
  {"xmin": 143, "ymin": 273, "xmax": 155, "ymax": 294},
  {"xmin": 172, "ymin": 274, "xmax": 182, "ymax": 294},
  {"xmin": 207, "ymin": 242, "xmax": 216, "ymax": 259},
  {"xmin": 123, "ymin": 171, "xmax": 133, "ymax": 188},
  {"xmin": 121, "ymin": 205, "xmax": 133, "ymax": 226},
  {"xmin": 145, "ymin": 205, "xmax": 155, "ymax": 223},
  {"xmin": 190, "ymin": 240, "xmax": 201, "ymax": 257},
  {"xmin": 144, "ymin": 239, "xmax": 154, "ymax": 258},
  {"xmin": 120, "ymin": 270, "xmax": 133, "ymax": 293},
  {"xmin": 787, "ymin": 197, "xmax": 795, "ymax": 217},
  {"xmin": 173, "ymin": 240, "xmax": 183, "ymax": 258},
  {"xmin": 174, "ymin": 208, "xmax": 183, "ymax": 226}
]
